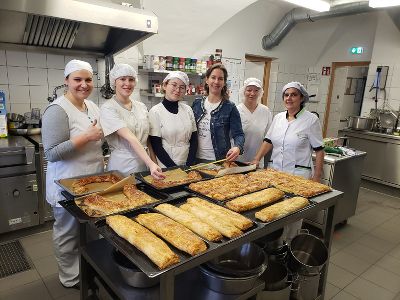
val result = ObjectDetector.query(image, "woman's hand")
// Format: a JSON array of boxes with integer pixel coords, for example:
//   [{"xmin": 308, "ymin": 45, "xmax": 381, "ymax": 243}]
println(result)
[
  {"xmin": 250, "ymin": 158, "xmax": 260, "ymax": 167},
  {"xmin": 149, "ymin": 163, "xmax": 165, "ymax": 180},
  {"xmin": 226, "ymin": 146, "xmax": 240, "ymax": 162},
  {"xmin": 311, "ymin": 173, "xmax": 321, "ymax": 182},
  {"xmin": 85, "ymin": 119, "xmax": 103, "ymax": 141}
]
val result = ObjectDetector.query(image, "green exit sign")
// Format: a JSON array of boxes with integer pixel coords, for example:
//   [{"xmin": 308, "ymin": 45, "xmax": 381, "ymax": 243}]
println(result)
[{"xmin": 350, "ymin": 47, "xmax": 364, "ymax": 54}]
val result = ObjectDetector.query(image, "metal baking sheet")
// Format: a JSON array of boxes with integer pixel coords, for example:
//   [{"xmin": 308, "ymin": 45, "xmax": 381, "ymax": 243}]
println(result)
[
  {"xmin": 56, "ymin": 170, "xmax": 125, "ymax": 198},
  {"xmin": 195, "ymin": 161, "xmax": 256, "ymax": 178},
  {"xmin": 135, "ymin": 166, "xmax": 212, "ymax": 193},
  {"xmin": 58, "ymin": 183, "xmax": 171, "ymax": 223},
  {"xmin": 93, "ymin": 195, "xmax": 262, "ymax": 278}
]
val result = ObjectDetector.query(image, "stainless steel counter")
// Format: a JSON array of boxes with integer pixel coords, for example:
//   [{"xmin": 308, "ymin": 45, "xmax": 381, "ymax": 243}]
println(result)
[{"xmin": 339, "ymin": 129, "xmax": 400, "ymax": 188}]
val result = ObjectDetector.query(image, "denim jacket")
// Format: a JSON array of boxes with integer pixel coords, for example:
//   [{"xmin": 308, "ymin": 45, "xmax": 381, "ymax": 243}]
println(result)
[{"xmin": 192, "ymin": 96, "xmax": 245, "ymax": 160}]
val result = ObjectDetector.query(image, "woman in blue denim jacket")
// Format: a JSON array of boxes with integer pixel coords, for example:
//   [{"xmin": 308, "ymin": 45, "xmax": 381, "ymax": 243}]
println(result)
[{"xmin": 192, "ymin": 63, "xmax": 245, "ymax": 161}]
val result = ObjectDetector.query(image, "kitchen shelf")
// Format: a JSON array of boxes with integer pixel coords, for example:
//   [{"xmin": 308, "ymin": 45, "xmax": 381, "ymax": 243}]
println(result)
[
  {"xmin": 138, "ymin": 67, "xmax": 204, "ymax": 77},
  {"xmin": 81, "ymin": 239, "xmax": 265, "ymax": 300},
  {"xmin": 140, "ymin": 90, "xmax": 201, "ymax": 101}
]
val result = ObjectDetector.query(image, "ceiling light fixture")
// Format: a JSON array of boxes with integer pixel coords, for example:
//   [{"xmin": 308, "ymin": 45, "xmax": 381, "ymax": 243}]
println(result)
[
  {"xmin": 369, "ymin": 0, "xmax": 400, "ymax": 8},
  {"xmin": 283, "ymin": 0, "xmax": 330, "ymax": 12}
]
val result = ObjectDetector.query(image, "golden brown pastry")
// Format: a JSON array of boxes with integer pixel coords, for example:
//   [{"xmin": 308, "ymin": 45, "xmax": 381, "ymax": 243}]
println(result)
[
  {"xmin": 250, "ymin": 169, "xmax": 331, "ymax": 197},
  {"xmin": 106, "ymin": 215, "xmax": 180, "ymax": 269},
  {"xmin": 123, "ymin": 184, "xmax": 156, "ymax": 206},
  {"xmin": 225, "ymin": 188, "xmax": 285, "ymax": 212},
  {"xmin": 186, "ymin": 197, "xmax": 253, "ymax": 230},
  {"xmin": 255, "ymin": 197, "xmax": 310, "ymax": 222},
  {"xmin": 72, "ymin": 173, "xmax": 121, "ymax": 194},
  {"xmin": 135, "ymin": 213, "xmax": 207, "ymax": 256},
  {"xmin": 180, "ymin": 203, "xmax": 243, "ymax": 239},
  {"xmin": 155, "ymin": 203, "xmax": 223, "ymax": 242},
  {"xmin": 143, "ymin": 169, "xmax": 202, "ymax": 188}
]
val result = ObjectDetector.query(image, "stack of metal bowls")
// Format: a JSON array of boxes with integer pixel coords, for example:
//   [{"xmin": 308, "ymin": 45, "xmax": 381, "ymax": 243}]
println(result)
[
  {"xmin": 256, "ymin": 261, "xmax": 291, "ymax": 300},
  {"xmin": 112, "ymin": 249, "xmax": 159, "ymax": 288},
  {"xmin": 200, "ymin": 243, "xmax": 267, "ymax": 294},
  {"xmin": 256, "ymin": 228, "xmax": 288, "ymax": 264}
]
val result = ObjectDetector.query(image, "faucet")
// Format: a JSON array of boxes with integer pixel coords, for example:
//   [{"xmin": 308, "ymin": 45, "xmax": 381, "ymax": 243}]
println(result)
[{"xmin": 47, "ymin": 84, "xmax": 67, "ymax": 102}]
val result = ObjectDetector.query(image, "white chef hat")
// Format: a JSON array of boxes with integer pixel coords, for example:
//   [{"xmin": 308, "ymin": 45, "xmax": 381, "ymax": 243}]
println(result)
[
  {"xmin": 109, "ymin": 64, "xmax": 138, "ymax": 89},
  {"xmin": 282, "ymin": 81, "xmax": 309, "ymax": 103},
  {"xmin": 239, "ymin": 77, "xmax": 264, "ymax": 103},
  {"xmin": 162, "ymin": 71, "xmax": 189, "ymax": 86},
  {"xmin": 64, "ymin": 59, "xmax": 93, "ymax": 78}
]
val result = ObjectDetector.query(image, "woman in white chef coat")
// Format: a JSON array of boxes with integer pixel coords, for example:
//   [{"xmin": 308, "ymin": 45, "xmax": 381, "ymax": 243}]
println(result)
[
  {"xmin": 42, "ymin": 59, "xmax": 104, "ymax": 289},
  {"xmin": 252, "ymin": 81, "xmax": 324, "ymax": 241},
  {"xmin": 148, "ymin": 71, "xmax": 198, "ymax": 167},
  {"xmin": 100, "ymin": 64, "xmax": 164, "ymax": 178},
  {"xmin": 237, "ymin": 78, "xmax": 272, "ymax": 167}
]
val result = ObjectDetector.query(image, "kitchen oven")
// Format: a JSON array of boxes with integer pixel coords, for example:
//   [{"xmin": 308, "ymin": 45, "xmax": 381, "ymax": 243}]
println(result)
[{"xmin": 0, "ymin": 136, "xmax": 39, "ymax": 233}]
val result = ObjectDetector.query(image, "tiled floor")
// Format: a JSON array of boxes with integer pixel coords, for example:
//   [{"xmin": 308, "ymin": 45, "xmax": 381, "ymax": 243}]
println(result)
[{"xmin": 0, "ymin": 183, "xmax": 399, "ymax": 299}]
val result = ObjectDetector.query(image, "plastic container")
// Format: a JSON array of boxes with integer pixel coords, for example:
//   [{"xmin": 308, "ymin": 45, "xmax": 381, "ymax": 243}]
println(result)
[
  {"xmin": 185, "ymin": 58, "xmax": 191, "ymax": 72},
  {"xmin": 215, "ymin": 49, "xmax": 222, "ymax": 62},
  {"xmin": 179, "ymin": 57, "xmax": 185, "ymax": 71},
  {"xmin": 191, "ymin": 58, "xmax": 197, "ymax": 73},
  {"xmin": 159, "ymin": 56, "xmax": 166, "ymax": 71},
  {"xmin": 173, "ymin": 57, "xmax": 179, "ymax": 70},
  {"xmin": 166, "ymin": 56, "xmax": 173, "ymax": 70}
]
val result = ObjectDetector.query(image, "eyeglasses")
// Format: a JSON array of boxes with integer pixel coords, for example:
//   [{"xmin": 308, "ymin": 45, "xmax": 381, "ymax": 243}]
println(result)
[
  {"xmin": 284, "ymin": 92, "xmax": 300, "ymax": 98},
  {"xmin": 168, "ymin": 83, "xmax": 186, "ymax": 91}
]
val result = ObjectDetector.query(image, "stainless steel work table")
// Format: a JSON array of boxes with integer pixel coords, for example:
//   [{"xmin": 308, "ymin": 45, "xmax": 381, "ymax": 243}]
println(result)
[{"xmin": 78, "ymin": 190, "xmax": 342, "ymax": 300}]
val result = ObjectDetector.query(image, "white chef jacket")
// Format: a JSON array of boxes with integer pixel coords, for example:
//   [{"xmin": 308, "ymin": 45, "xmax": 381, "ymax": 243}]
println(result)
[
  {"xmin": 149, "ymin": 102, "xmax": 197, "ymax": 167},
  {"xmin": 100, "ymin": 97, "xmax": 150, "ymax": 176},
  {"xmin": 237, "ymin": 103, "xmax": 272, "ymax": 168},
  {"xmin": 265, "ymin": 108, "xmax": 323, "ymax": 179}
]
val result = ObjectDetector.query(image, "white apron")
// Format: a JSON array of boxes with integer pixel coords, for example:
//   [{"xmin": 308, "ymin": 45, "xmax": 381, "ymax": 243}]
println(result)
[
  {"xmin": 43, "ymin": 95, "xmax": 103, "ymax": 287},
  {"xmin": 45, "ymin": 96, "xmax": 104, "ymax": 207},
  {"xmin": 100, "ymin": 97, "xmax": 150, "ymax": 176},
  {"xmin": 237, "ymin": 103, "xmax": 272, "ymax": 167},
  {"xmin": 149, "ymin": 102, "xmax": 197, "ymax": 167}
]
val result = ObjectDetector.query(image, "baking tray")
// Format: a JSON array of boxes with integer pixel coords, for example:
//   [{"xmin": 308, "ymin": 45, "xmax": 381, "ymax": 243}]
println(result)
[
  {"xmin": 58, "ymin": 183, "xmax": 171, "ymax": 223},
  {"xmin": 93, "ymin": 195, "xmax": 261, "ymax": 278},
  {"xmin": 56, "ymin": 170, "xmax": 125, "ymax": 198},
  {"xmin": 135, "ymin": 166, "xmax": 213, "ymax": 193},
  {"xmin": 194, "ymin": 161, "xmax": 256, "ymax": 178}
]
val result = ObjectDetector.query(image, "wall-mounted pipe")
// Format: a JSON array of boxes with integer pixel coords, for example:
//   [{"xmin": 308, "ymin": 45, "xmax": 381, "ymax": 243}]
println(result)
[{"xmin": 262, "ymin": 2, "xmax": 374, "ymax": 50}]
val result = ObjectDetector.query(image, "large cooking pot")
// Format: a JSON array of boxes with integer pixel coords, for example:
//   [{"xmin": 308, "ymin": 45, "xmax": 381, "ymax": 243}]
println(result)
[
  {"xmin": 288, "ymin": 232, "xmax": 328, "ymax": 276},
  {"xmin": 347, "ymin": 116, "xmax": 375, "ymax": 131},
  {"xmin": 205, "ymin": 243, "xmax": 267, "ymax": 277},
  {"xmin": 112, "ymin": 249, "xmax": 159, "ymax": 288},
  {"xmin": 199, "ymin": 265, "xmax": 263, "ymax": 295}
]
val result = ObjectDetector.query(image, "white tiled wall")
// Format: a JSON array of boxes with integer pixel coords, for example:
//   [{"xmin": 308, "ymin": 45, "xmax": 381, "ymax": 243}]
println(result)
[
  {"xmin": 268, "ymin": 61, "xmax": 331, "ymax": 129},
  {"xmin": 361, "ymin": 63, "xmax": 400, "ymax": 116},
  {"xmin": 0, "ymin": 49, "xmax": 103, "ymax": 115}
]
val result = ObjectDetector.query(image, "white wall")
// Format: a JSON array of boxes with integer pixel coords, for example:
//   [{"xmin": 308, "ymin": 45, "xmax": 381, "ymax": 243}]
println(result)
[{"xmin": 361, "ymin": 11, "xmax": 400, "ymax": 116}]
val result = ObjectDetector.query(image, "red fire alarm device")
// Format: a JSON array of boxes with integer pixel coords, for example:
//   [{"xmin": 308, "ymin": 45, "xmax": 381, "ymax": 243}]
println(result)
[{"xmin": 322, "ymin": 67, "xmax": 331, "ymax": 76}]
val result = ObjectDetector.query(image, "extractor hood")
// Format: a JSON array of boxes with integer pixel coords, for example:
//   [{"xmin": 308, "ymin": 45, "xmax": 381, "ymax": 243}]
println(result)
[{"xmin": 0, "ymin": 0, "xmax": 158, "ymax": 56}]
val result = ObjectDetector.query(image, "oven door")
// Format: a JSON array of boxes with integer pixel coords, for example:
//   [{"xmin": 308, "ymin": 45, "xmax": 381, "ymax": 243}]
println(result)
[{"xmin": 0, "ymin": 174, "xmax": 39, "ymax": 233}]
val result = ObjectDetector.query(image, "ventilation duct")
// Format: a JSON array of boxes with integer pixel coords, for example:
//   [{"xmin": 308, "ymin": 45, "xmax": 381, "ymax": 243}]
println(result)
[{"xmin": 262, "ymin": 2, "xmax": 374, "ymax": 50}]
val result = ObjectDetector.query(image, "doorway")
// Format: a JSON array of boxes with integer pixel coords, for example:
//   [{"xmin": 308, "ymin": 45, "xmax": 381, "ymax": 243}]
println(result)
[
  {"xmin": 244, "ymin": 54, "xmax": 274, "ymax": 106},
  {"xmin": 324, "ymin": 61, "xmax": 370, "ymax": 137}
]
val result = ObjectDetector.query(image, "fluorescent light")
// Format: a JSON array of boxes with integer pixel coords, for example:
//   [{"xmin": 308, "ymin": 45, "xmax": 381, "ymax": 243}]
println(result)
[
  {"xmin": 369, "ymin": 0, "xmax": 400, "ymax": 8},
  {"xmin": 283, "ymin": 0, "xmax": 330, "ymax": 12}
]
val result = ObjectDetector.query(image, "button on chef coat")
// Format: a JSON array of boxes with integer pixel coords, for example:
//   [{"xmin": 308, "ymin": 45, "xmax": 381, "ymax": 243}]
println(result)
[
  {"xmin": 237, "ymin": 103, "xmax": 272, "ymax": 168},
  {"xmin": 265, "ymin": 109, "xmax": 323, "ymax": 178},
  {"xmin": 149, "ymin": 102, "xmax": 197, "ymax": 167},
  {"xmin": 100, "ymin": 97, "xmax": 150, "ymax": 176}
]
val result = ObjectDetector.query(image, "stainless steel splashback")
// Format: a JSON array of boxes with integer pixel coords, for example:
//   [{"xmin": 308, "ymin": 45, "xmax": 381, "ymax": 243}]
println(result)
[{"xmin": 0, "ymin": 0, "xmax": 158, "ymax": 56}]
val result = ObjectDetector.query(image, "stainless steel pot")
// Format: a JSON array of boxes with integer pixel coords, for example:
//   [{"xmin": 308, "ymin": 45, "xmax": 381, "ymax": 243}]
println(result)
[
  {"xmin": 199, "ymin": 265, "xmax": 263, "ymax": 295},
  {"xmin": 112, "ymin": 249, "xmax": 159, "ymax": 288},
  {"xmin": 205, "ymin": 243, "xmax": 267, "ymax": 277},
  {"xmin": 256, "ymin": 228, "xmax": 285, "ymax": 253},
  {"xmin": 261, "ymin": 261, "xmax": 288, "ymax": 291},
  {"xmin": 347, "ymin": 116, "xmax": 375, "ymax": 131},
  {"xmin": 287, "ymin": 233, "xmax": 328, "ymax": 276}
]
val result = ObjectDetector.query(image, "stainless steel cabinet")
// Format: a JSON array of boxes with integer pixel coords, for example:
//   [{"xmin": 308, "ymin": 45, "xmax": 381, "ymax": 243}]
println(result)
[{"xmin": 0, "ymin": 174, "xmax": 39, "ymax": 233}]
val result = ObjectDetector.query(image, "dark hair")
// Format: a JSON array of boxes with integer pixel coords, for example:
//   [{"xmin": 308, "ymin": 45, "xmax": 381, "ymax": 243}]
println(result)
[{"xmin": 204, "ymin": 63, "xmax": 229, "ymax": 99}]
